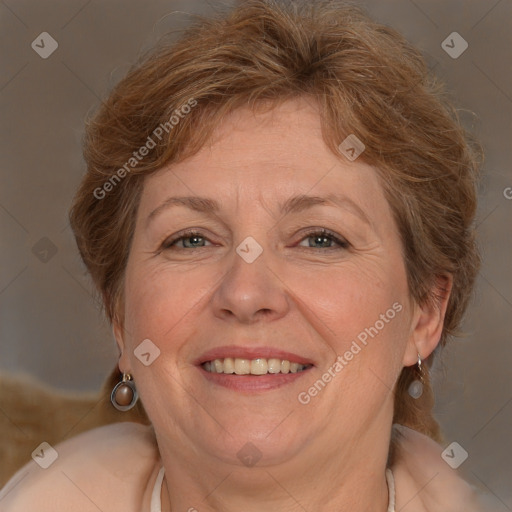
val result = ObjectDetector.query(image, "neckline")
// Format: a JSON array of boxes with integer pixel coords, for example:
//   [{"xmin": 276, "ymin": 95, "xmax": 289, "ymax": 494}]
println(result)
[
  {"xmin": 151, "ymin": 467, "xmax": 396, "ymax": 512},
  {"xmin": 385, "ymin": 468, "xmax": 396, "ymax": 512},
  {"xmin": 150, "ymin": 466, "xmax": 166, "ymax": 512}
]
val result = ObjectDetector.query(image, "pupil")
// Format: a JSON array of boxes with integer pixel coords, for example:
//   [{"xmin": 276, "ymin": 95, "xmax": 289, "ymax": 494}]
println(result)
[
  {"xmin": 313, "ymin": 236, "xmax": 329, "ymax": 247},
  {"xmin": 187, "ymin": 236, "xmax": 202, "ymax": 247}
]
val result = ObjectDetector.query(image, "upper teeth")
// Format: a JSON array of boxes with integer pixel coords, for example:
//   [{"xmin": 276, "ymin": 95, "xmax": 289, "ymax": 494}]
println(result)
[{"xmin": 202, "ymin": 358, "xmax": 310, "ymax": 375}]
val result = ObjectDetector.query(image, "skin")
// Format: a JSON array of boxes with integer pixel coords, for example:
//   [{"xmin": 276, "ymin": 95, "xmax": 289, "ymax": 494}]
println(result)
[
  {"xmin": 0, "ymin": 97, "xmax": 455, "ymax": 512},
  {"xmin": 114, "ymin": 96, "xmax": 450, "ymax": 511}
]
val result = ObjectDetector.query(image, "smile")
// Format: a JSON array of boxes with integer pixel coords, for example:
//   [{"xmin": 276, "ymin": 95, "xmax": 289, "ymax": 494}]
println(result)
[{"xmin": 202, "ymin": 357, "xmax": 312, "ymax": 375}]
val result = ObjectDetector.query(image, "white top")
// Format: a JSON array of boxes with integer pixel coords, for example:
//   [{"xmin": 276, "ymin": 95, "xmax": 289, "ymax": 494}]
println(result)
[
  {"xmin": 386, "ymin": 468, "xmax": 396, "ymax": 512},
  {"xmin": 150, "ymin": 466, "xmax": 396, "ymax": 512},
  {"xmin": 150, "ymin": 467, "xmax": 166, "ymax": 512}
]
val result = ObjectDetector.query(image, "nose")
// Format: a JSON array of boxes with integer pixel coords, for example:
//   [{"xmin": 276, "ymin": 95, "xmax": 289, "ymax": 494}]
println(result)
[{"xmin": 210, "ymin": 245, "xmax": 290, "ymax": 324}]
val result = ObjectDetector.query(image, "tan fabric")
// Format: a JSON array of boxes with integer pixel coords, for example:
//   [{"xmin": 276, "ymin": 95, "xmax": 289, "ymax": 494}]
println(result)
[{"xmin": 0, "ymin": 371, "xmax": 149, "ymax": 487}]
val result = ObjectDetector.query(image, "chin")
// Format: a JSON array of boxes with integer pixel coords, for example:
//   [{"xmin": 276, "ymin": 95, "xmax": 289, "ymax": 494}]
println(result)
[{"xmin": 197, "ymin": 419, "xmax": 311, "ymax": 468}]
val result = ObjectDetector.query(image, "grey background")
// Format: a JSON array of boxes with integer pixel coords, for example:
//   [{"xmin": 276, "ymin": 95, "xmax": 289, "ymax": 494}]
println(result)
[{"xmin": 0, "ymin": 0, "xmax": 510, "ymax": 506}]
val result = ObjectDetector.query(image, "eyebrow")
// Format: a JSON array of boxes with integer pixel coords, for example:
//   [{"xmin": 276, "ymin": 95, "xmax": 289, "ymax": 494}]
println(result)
[
  {"xmin": 146, "ymin": 193, "xmax": 371, "ymax": 227},
  {"xmin": 146, "ymin": 196, "xmax": 219, "ymax": 228}
]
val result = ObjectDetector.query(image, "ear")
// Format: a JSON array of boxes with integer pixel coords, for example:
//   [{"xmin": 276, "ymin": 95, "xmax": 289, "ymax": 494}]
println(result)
[{"xmin": 403, "ymin": 274, "xmax": 453, "ymax": 366}]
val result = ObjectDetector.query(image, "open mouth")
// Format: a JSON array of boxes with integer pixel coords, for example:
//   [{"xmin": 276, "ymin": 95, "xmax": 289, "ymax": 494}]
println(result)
[{"xmin": 202, "ymin": 357, "xmax": 313, "ymax": 375}]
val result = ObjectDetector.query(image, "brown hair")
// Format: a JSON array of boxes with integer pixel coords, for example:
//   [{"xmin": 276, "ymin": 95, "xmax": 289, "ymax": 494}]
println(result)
[{"xmin": 69, "ymin": 0, "xmax": 481, "ymax": 443}]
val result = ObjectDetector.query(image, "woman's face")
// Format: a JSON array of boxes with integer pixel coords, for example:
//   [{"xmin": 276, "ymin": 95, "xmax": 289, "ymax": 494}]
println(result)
[{"xmin": 116, "ymin": 97, "xmax": 423, "ymax": 469}]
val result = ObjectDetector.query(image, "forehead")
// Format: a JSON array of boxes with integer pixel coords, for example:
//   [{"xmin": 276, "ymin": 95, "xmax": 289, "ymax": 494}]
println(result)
[{"xmin": 138, "ymin": 97, "xmax": 390, "ymax": 222}]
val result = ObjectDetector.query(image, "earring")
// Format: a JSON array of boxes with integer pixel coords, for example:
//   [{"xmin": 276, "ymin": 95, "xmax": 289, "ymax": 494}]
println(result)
[
  {"xmin": 111, "ymin": 373, "xmax": 138, "ymax": 411},
  {"xmin": 408, "ymin": 353, "xmax": 424, "ymax": 399}
]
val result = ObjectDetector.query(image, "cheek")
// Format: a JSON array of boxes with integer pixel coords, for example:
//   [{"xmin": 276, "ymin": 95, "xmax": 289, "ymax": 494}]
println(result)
[
  {"xmin": 122, "ymin": 263, "xmax": 212, "ymax": 348},
  {"xmin": 122, "ymin": 247, "xmax": 411, "ymax": 368},
  {"xmin": 291, "ymin": 264, "xmax": 412, "ymax": 397},
  {"xmin": 292, "ymin": 262, "xmax": 407, "ymax": 339},
  {"xmin": 308, "ymin": 270, "xmax": 410, "ymax": 397}
]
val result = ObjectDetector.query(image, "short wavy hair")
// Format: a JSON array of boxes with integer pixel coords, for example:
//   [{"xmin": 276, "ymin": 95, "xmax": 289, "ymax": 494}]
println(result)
[{"xmin": 69, "ymin": 0, "xmax": 481, "ymax": 443}]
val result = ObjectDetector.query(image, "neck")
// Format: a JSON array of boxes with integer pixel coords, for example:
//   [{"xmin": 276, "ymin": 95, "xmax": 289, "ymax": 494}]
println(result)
[{"xmin": 158, "ymin": 420, "xmax": 393, "ymax": 512}]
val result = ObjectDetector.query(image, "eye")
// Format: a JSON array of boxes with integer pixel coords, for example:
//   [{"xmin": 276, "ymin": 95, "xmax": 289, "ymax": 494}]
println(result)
[
  {"xmin": 297, "ymin": 228, "xmax": 350, "ymax": 250},
  {"xmin": 159, "ymin": 228, "xmax": 349, "ymax": 252},
  {"xmin": 161, "ymin": 230, "xmax": 213, "ymax": 250}
]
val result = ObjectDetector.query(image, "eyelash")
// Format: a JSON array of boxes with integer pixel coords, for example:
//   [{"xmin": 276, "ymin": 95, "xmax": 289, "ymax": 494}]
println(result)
[{"xmin": 160, "ymin": 228, "xmax": 350, "ymax": 251}]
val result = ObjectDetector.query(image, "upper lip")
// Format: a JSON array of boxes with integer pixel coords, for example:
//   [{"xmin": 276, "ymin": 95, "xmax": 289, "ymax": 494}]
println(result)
[{"xmin": 194, "ymin": 345, "xmax": 316, "ymax": 366}]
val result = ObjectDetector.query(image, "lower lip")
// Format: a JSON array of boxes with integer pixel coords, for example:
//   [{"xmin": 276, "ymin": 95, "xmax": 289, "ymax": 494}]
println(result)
[{"xmin": 198, "ymin": 366, "xmax": 312, "ymax": 392}]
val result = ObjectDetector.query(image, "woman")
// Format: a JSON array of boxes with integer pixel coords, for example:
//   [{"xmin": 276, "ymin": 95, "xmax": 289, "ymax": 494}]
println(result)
[{"xmin": 0, "ymin": 0, "xmax": 499, "ymax": 510}]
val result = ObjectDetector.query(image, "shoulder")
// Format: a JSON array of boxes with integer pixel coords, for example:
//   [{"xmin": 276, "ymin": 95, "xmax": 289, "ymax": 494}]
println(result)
[
  {"xmin": 391, "ymin": 424, "xmax": 493, "ymax": 512},
  {"xmin": 0, "ymin": 422, "xmax": 160, "ymax": 512}
]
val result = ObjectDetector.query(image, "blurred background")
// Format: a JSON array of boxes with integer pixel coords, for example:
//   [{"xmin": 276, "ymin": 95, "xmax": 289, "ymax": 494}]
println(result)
[{"xmin": 0, "ymin": 0, "xmax": 510, "ymax": 506}]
